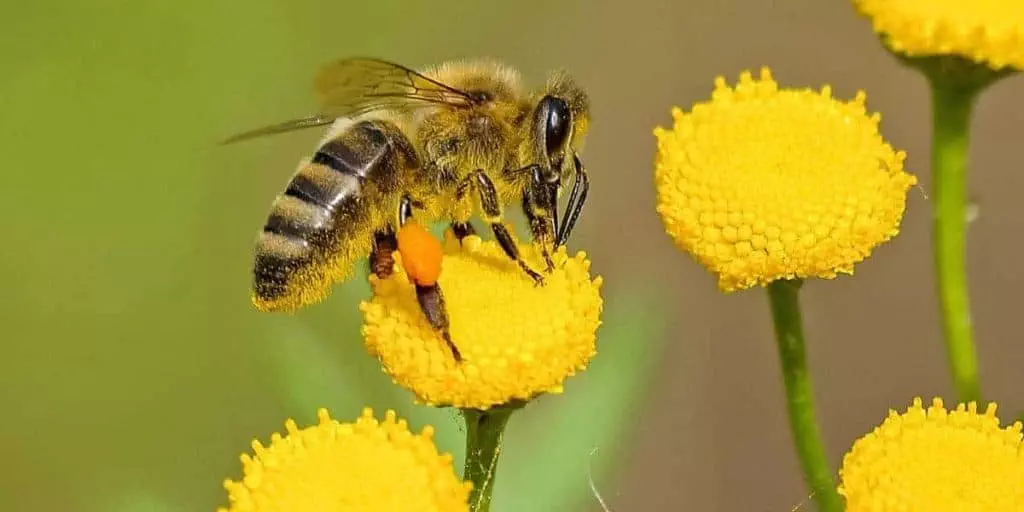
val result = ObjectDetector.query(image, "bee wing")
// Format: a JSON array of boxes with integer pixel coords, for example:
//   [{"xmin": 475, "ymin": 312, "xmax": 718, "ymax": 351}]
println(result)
[
  {"xmin": 314, "ymin": 57, "xmax": 477, "ymax": 113},
  {"xmin": 221, "ymin": 57, "xmax": 479, "ymax": 145}
]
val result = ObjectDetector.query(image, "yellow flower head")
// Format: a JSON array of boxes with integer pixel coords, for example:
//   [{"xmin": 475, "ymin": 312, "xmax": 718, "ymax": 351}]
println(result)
[
  {"xmin": 853, "ymin": 0, "xmax": 1024, "ymax": 71},
  {"xmin": 360, "ymin": 233, "xmax": 603, "ymax": 410},
  {"xmin": 218, "ymin": 408, "xmax": 471, "ymax": 512},
  {"xmin": 839, "ymin": 397, "xmax": 1024, "ymax": 511},
  {"xmin": 654, "ymin": 68, "xmax": 917, "ymax": 292}
]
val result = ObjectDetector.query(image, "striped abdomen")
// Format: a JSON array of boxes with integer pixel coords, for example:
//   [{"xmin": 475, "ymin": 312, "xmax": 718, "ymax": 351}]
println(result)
[{"xmin": 252, "ymin": 119, "xmax": 418, "ymax": 312}]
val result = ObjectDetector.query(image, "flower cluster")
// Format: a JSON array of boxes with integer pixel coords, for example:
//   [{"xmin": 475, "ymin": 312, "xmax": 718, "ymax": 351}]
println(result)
[
  {"xmin": 654, "ymin": 68, "xmax": 916, "ymax": 291},
  {"xmin": 218, "ymin": 408, "xmax": 471, "ymax": 512},
  {"xmin": 840, "ymin": 397, "xmax": 1024, "ymax": 511},
  {"xmin": 361, "ymin": 232, "xmax": 603, "ymax": 410},
  {"xmin": 853, "ymin": 0, "xmax": 1024, "ymax": 70}
]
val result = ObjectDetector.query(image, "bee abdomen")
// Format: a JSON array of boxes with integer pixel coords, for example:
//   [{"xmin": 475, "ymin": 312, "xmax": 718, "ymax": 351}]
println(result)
[
  {"xmin": 252, "ymin": 119, "xmax": 418, "ymax": 311},
  {"xmin": 311, "ymin": 124, "xmax": 389, "ymax": 179},
  {"xmin": 264, "ymin": 195, "xmax": 332, "ymax": 241},
  {"xmin": 253, "ymin": 244, "xmax": 305, "ymax": 302}
]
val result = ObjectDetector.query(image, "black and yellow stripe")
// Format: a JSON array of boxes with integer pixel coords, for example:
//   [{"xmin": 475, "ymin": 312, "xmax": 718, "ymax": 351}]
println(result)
[{"xmin": 252, "ymin": 119, "xmax": 418, "ymax": 310}]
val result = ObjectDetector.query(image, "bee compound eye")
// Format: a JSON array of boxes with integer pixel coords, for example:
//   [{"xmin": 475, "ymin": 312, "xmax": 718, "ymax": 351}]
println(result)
[{"xmin": 543, "ymin": 97, "xmax": 571, "ymax": 155}]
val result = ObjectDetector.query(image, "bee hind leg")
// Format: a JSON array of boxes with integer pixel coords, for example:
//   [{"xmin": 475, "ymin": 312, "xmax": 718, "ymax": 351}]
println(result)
[
  {"xmin": 396, "ymin": 194, "xmax": 462, "ymax": 362},
  {"xmin": 414, "ymin": 283, "xmax": 462, "ymax": 362}
]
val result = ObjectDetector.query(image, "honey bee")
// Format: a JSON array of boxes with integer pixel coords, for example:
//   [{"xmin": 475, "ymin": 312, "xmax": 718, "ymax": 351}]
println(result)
[{"xmin": 224, "ymin": 57, "xmax": 590, "ymax": 360}]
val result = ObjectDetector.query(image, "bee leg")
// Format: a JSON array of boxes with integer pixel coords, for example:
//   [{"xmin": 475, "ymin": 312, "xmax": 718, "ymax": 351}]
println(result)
[
  {"xmin": 415, "ymin": 283, "xmax": 462, "ymax": 362},
  {"xmin": 521, "ymin": 171, "xmax": 557, "ymax": 273},
  {"xmin": 460, "ymin": 170, "xmax": 545, "ymax": 286},
  {"xmin": 369, "ymin": 228, "xmax": 398, "ymax": 278},
  {"xmin": 555, "ymin": 154, "xmax": 590, "ymax": 247},
  {"xmin": 369, "ymin": 192, "xmax": 421, "ymax": 278},
  {"xmin": 505, "ymin": 163, "xmax": 556, "ymax": 239},
  {"xmin": 396, "ymin": 193, "xmax": 462, "ymax": 362},
  {"xmin": 450, "ymin": 221, "xmax": 477, "ymax": 244},
  {"xmin": 398, "ymin": 194, "xmax": 415, "ymax": 226},
  {"xmin": 549, "ymin": 180, "xmax": 559, "ymax": 248}
]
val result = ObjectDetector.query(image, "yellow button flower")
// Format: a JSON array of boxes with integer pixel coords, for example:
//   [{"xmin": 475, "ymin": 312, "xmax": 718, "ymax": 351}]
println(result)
[
  {"xmin": 853, "ymin": 0, "xmax": 1024, "ymax": 71},
  {"xmin": 654, "ymin": 68, "xmax": 917, "ymax": 292},
  {"xmin": 218, "ymin": 408, "xmax": 471, "ymax": 512},
  {"xmin": 360, "ymin": 232, "xmax": 603, "ymax": 410},
  {"xmin": 839, "ymin": 397, "xmax": 1024, "ymax": 511}
]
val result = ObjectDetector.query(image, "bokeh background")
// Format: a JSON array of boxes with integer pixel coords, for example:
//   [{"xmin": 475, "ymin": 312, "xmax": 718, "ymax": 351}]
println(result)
[{"xmin": 3, "ymin": 0, "xmax": 1023, "ymax": 510}]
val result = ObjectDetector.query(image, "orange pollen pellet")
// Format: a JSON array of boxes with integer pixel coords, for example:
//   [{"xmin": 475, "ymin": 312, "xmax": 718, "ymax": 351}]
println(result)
[{"xmin": 397, "ymin": 223, "xmax": 443, "ymax": 286}]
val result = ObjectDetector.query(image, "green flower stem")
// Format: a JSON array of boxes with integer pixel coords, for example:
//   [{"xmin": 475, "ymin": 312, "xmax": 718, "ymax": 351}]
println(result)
[
  {"xmin": 930, "ymin": 77, "xmax": 983, "ymax": 404},
  {"xmin": 766, "ymin": 279, "xmax": 842, "ymax": 512},
  {"xmin": 461, "ymin": 406, "xmax": 516, "ymax": 512}
]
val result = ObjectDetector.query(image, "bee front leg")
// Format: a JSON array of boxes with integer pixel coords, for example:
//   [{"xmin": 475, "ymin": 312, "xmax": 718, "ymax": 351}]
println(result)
[
  {"xmin": 555, "ymin": 154, "xmax": 590, "ymax": 247},
  {"xmin": 521, "ymin": 169, "xmax": 557, "ymax": 272},
  {"xmin": 459, "ymin": 170, "xmax": 545, "ymax": 286}
]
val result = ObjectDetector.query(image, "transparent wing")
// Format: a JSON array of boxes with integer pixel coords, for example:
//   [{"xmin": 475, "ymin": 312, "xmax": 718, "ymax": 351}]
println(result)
[
  {"xmin": 314, "ymin": 57, "xmax": 477, "ymax": 113},
  {"xmin": 220, "ymin": 114, "xmax": 339, "ymax": 144},
  {"xmin": 221, "ymin": 57, "xmax": 478, "ymax": 145}
]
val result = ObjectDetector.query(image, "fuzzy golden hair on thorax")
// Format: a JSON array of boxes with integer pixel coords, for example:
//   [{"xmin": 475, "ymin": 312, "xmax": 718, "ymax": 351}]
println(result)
[
  {"xmin": 412, "ymin": 60, "xmax": 531, "ymax": 181},
  {"xmin": 424, "ymin": 59, "xmax": 524, "ymax": 104}
]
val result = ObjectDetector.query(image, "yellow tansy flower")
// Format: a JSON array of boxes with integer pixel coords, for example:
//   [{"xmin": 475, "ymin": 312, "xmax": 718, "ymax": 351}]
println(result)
[
  {"xmin": 218, "ymin": 408, "xmax": 471, "ymax": 512},
  {"xmin": 360, "ymin": 232, "xmax": 603, "ymax": 410},
  {"xmin": 654, "ymin": 68, "xmax": 917, "ymax": 292},
  {"xmin": 853, "ymin": 0, "xmax": 1024, "ymax": 71},
  {"xmin": 839, "ymin": 397, "xmax": 1024, "ymax": 511}
]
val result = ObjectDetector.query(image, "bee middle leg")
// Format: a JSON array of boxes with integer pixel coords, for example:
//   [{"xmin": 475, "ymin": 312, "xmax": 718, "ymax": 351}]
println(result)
[
  {"xmin": 369, "ymin": 227, "xmax": 398, "ymax": 278},
  {"xmin": 367, "ymin": 191, "xmax": 423, "ymax": 278},
  {"xmin": 395, "ymin": 194, "xmax": 462, "ymax": 362},
  {"xmin": 458, "ymin": 170, "xmax": 545, "ymax": 286}
]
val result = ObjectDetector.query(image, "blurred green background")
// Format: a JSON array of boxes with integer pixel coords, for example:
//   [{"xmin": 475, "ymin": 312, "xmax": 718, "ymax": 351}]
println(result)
[{"xmin": 3, "ymin": 1, "xmax": 1023, "ymax": 511}]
